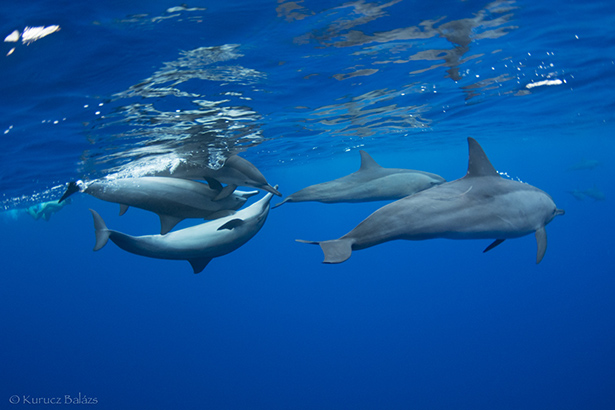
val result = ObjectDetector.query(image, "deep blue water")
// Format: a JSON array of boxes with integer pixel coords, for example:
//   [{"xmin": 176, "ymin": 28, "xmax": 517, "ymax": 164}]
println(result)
[{"xmin": 1, "ymin": 0, "xmax": 614, "ymax": 409}]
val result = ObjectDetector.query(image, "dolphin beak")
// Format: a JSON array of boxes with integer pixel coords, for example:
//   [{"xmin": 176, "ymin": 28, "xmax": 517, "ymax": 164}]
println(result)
[
  {"xmin": 556, "ymin": 209, "xmax": 565, "ymax": 216},
  {"xmin": 263, "ymin": 184, "xmax": 282, "ymax": 196}
]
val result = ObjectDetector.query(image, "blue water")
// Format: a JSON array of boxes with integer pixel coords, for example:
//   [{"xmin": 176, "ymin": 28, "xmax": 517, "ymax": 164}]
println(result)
[{"xmin": 1, "ymin": 0, "xmax": 614, "ymax": 408}]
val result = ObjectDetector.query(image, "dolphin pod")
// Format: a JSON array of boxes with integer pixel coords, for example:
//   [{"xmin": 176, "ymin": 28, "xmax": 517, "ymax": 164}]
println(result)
[
  {"xmin": 273, "ymin": 150, "xmax": 445, "ymax": 208},
  {"xmin": 90, "ymin": 190, "xmax": 276, "ymax": 273},
  {"xmin": 61, "ymin": 139, "xmax": 563, "ymax": 273},
  {"xmin": 60, "ymin": 176, "xmax": 260, "ymax": 235},
  {"xmin": 297, "ymin": 138, "xmax": 564, "ymax": 264}
]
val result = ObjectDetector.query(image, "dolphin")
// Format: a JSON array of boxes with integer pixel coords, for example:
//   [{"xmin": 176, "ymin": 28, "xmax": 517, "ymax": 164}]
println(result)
[
  {"xmin": 60, "ymin": 176, "xmax": 259, "ymax": 234},
  {"xmin": 298, "ymin": 138, "xmax": 564, "ymax": 264},
  {"xmin": 567, "ymin": 159, "xmax": 600, "ymax": 171},
  {"xmin": 156, "ymin": 155, "xmax": 281, "ymax": 200},
  {"xmin": 568, "ymin": 185, "xmax": 605, "ymax": 201},
  {"xmin": 273, "ymin": 151, "xmax": 445, "ymax": 208},
  {"xmin": 89, "ymin": 189, "xmax": 276, "ymax": 273}
]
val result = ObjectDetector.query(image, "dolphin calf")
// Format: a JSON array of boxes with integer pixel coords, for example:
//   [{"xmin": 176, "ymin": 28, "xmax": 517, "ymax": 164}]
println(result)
[
  {"xmin": 89, "ymin": 189, "xmax": 276, "ymax": 273},
  {"xmin": 298, "ymin": 138, "xmax": 564, "ymax": 264},
  {"xmin": 274, "ymin": 150, "xmax": 445, "ymax": 208},
  {"xmin": 60, "ymin": 176, "xmax": 259, "ymax": 234},
  {"xmin": 157, "ymin": 155, "xmax": 281, "ymax": 200}
]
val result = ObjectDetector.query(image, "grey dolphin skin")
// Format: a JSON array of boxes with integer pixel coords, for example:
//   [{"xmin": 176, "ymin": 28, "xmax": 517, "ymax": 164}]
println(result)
[
  {"xmin": 157, "ymin": 155, "xmax": 281, "ymax": 200},
  {"xmin": 90, "ymin": 190, "xmax": 276, "ymax": 273},
  {"xmin": 298, "ymin": 138, "xmax": 564, "ymax": 264},
  {"xmin": 60, "ymin": 176, "xmax": 259, "ymax": 235},
  {"xmin": 273, "ymin": 150, "xmax": 445, "ymax": 208}
]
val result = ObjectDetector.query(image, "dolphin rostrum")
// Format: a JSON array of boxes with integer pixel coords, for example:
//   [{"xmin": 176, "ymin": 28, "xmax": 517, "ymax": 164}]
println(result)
[
  {"xmin": 60, "ymin": 176, "xmax": 259, "ymax": 234},
  {"xmin": 89, "ymin": 189, "xmax": 276, "ymax": 273},
  {"xmin": 298, "ymin": 138, "xmax": 564, "ymax": 264},
  {"xmin": 274, "ymin": 150, "xmax": 445, "ymax": 208},
  {"xmin": 156, "ymin": 155, "xmax": 281, "ymax": 200}
]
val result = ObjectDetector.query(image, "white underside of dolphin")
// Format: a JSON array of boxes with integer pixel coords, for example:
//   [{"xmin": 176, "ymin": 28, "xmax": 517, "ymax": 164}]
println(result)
[
  {"xmin": 298, "ymin": 138, "xmax": 564, "ymax": 264},
  {"xmin": 274, "ymin": 150, "xmax": 445, "ymax": 207},
  {"xmin": 90, "ymin": 190, "xmax": 275, "ymax": 273}
]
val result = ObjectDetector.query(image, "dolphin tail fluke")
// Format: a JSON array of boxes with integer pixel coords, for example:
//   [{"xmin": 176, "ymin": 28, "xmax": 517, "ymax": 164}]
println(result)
[
  {"xmin": 89, "ymin": 209, "xmax": 111, "ymax": 251},
  {"xmin": 59, "ymin": 181, "xmax": 80, "ymax": 203},
  {"xmin": 535, "ymin": 226, "xmax": 547, "ymax": 264},
  {"xmin": 296, "ymin": 238, "xmax": 354, "ymax": 264}
]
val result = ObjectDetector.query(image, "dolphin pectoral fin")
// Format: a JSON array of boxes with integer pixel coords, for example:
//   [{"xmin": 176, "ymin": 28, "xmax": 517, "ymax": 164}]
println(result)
[
  {"xmin": 483, "ymin": 239, "xmax": 505, "ymax": 253},
  {"xmin": 217, "ymin": 218, "xmax": 244, "ymax": 231},
  {"xmin": 159, "ymin": 215, "xmax": 183, "ymax": 235},
  {"xmin": 119, "ymin": 204, "xmax": 129, "ymax": 216},
  {"xmin": 188, "ymin": 257, "xmax": 213, "ymax": 274},
  {"xmin": 213, "ymin": 184, "xmax": 237, "ymax": 201},
  {"xmin": 296, "ymin": 238, "xmax": 353, "ymax": 264},
  {"xmin": 90, "ymin": 209, "xmax": 111, "ymax": 251},
  {"xmin": 205, "ymin": 178, "xmax": 224, "ymax": 192},
  {"xmin": 535, "ymin": 226, "xmax": 547, "ymax": 264}
]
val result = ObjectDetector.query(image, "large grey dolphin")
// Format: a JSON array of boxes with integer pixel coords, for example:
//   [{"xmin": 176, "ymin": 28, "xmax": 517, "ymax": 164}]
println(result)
[
  {"xmin": 60, "ymin": 176, "xmax": 259, "ymax": 234},
  {"xmin": 89, "ymin": 189, "xmax": 276, "ymax": 273},
  {"xmin": 157, "ymin": 155, "xmax": 281, "ymax": 200},
  {"xmin": 274, "ymin": 150, "xmax": 445, "ymax": 208},
  {"xmin": 298, "ymin": 138, "xmax": 564, "ymax": 264}
]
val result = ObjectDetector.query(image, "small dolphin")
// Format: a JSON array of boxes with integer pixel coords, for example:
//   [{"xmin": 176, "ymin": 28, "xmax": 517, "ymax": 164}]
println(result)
[
  {"xmin": 158, "ymin": 155, "xmax": 281, "ymax": 200},
  {"xmin": 89, "ymin": 189, "xmax": 276, "ymax": 273},
  {"xmin": 60, "ymin": 176, "xmax": 259, "ymax": 234},
  {"xmin": 583, "ymin": 186, "xmax": 606, "ymax": 201},
  {"xmin": 567, "ymin": 159, "xmax": 600, "ymax": 171},
  {"xmin": 274, "ymin": 150, "xmax": 445, "ymax": 208},
  {"xmin": 568, "ymin": 185, "xmax": 606, "ymax": 201},
  {"xmin": 567, "ymin": 190, "xmax": 586, "ymax": 201},
  {"xmin": 298, "ymin": 138, "xmax": 564, "ymax": 264}
]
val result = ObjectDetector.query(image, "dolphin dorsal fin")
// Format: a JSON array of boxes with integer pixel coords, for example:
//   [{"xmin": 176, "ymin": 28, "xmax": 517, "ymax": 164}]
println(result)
[
  {"xmin": 358, "ymin": 151, "xmax": 382, "ymax": 172},
  {"xmin": 464, "ymin": 138, "xmax": 499, "ymax": 178},
  {"xmin": 188, "ymin": 257, "xmax": 213, "ymax": 274}
]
